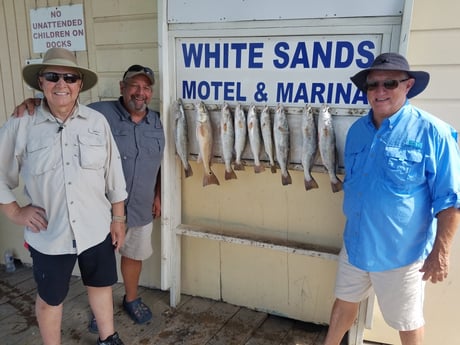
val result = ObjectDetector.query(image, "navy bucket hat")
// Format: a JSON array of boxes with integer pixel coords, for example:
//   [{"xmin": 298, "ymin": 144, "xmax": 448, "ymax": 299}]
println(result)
[{"xmin": 351, "ymin": 52, "xmax": 430, "ymax": 98}]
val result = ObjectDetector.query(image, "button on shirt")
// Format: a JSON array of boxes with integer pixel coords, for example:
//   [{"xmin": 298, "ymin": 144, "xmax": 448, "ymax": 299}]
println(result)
[
  {"xmin": 343, "ymin": 101, "xmax": 460, "ymax": 271},
  {"xmin": 89, "ymin": 98, "xmax": 165, "ymax": 228},
  {"xmin": 0, "ymin": 104, "xmax": 127, "ymax": 255}
]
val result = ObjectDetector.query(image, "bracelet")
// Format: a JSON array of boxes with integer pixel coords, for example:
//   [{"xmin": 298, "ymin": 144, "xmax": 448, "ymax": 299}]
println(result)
[{"xmin": 112, "ymin": 215, "xmax": 126, "ymax": 223}]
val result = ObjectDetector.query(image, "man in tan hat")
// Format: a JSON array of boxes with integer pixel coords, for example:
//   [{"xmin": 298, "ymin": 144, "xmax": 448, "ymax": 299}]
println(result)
[
  {"xmin": 0, "ymin": 47, "xmax": 127, "ymax": 345},
  {"xmin": 323, "ymin": 52, "xmax": 460, "ymax": 345}
]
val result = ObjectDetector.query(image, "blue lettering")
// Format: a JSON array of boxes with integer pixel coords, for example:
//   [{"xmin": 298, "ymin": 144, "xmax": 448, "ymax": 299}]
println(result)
[
  {"xmin": 356, "ymin": 41, "xmax": 375, "ymax": 68},
  {"xmin": 182, "ymin": 44, "xmax": 203, "ymax": 68},
  {"xmin": 231, "ymin": 43, "xmax": 247, "ymax": 68},
  {"xmin": 293, "ymin": 83, "xmax": 309, "ymax": 103},
  {"xmin": 205, "ymin": 43, "xmax": 221, "ymax": 68},
  {"xmin": 312, "ymin": 41, "xmax": 332, "ymax": 68},
  {"xmin": 290, "ymin": 42, "xmax": 309, "ymax": 68},
  {"xmin": 276, "ymin": 82, "xmax": 293, "ymax": 102},
  {"xmin": 182, "ymin": 80, "xmax": 196, "ymax": 98},
  {"xmin": 311, "ymin": 83, "xmax": 326, "ymax": 104},
  {"xmin": 335, "ymin": 41, "xmax": 354, "ymax": 68},
  {"xmin": 273, "ymin": 42, "xmax": 290, "ymax": 68},
  {"xmin": 334, "ymin": 83, "xmax": 352, "ymax": 103},
  {"xmin": 249, "ymin": 42, "xmax": 264, "ymax": 68},
  {"xmin": 352, "ymin": 90, "xmax": 368, "ymax": 104},
  {"xmin": 198, "ymin": 81, "xmax": 211, "ymax": 99}
]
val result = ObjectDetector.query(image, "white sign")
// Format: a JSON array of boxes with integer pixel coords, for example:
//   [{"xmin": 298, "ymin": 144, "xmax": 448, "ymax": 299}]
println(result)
[
  {"xmin": 30, "ymin": 5, "xmax": 86, "ymax": 53},
  {"xmin": 176, "ymin": 35, "xmax": 382, "ymax": 107}
]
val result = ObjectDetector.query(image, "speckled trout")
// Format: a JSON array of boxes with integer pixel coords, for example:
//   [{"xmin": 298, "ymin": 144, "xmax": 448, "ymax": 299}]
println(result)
[
  {"xmin": 173, "ymin": 98, "xmax": 193, "ymax": 178},
  {"xmin": 233, "ymin": 103, "xmax": 247, "ymax": 171},
  {"xmin": 260, "ymin": 105, "xmax": 276, "ymax": 173},
  {"xmin": 247, "ymin": 104, "xmax": 265, "ymax": 173},
  {"xmin": 220, "ymin": 102, "xmax": 237, "ymax": 180},
  {"xmin": 273, "ymin": 104, "xmax": 292, "ymax": 186},
  {"xmin": 301, "ymin": 104, "xmax": 318, "ymax": 190},
  {"xmin": 318, "ymin": 104, "xmax": 342, "ymax": 193},
  {"xmin": 195, "ymin": 101, "xmax": 219, "ymax": 187}
]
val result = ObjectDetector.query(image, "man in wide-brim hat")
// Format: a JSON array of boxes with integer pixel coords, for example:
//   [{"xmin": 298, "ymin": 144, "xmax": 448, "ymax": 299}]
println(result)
[
  {"xmin": 323, "ymin": 52, "xmax": 460, "ymax": 345},
  {"xmin": 0, "ymin": 47, "xmax": 127, "ymax": 345}
]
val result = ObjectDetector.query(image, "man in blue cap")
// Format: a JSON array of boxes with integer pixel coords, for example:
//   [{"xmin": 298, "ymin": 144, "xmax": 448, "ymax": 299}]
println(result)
[{"xmin": 323, "ymin": 52, "xmax": 460, "ymax": 345}]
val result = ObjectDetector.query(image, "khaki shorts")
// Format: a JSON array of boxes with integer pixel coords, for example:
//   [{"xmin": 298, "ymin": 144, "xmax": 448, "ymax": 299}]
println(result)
[
  {"xmin": 335, "ymin": 247, "xmax": 425, "ymax": 331},
  {"xmin": 119, "ymin": 223, "xmax": 153, "ymax": 261}
]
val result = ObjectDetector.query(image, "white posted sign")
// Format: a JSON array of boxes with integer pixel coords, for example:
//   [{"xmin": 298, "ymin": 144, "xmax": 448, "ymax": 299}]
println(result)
[{"xmin": 30, "ymin": 5, "xmax": 86, "ymax": 53}]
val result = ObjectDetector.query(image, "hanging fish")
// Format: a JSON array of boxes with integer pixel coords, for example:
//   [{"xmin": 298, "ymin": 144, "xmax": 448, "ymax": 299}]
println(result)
[
  {"xmin": 247, "ymin": 104, "xmax": 265, "ymax": 173},
  {"xmin": 220, "ymin": 103, "xmax": 237, "ymax": 180},
  {"xmin": 273, "ymin": 103, "xmax": 292, "ymax": 186},
  {"xmin": 233, "ymin": 103, "xmax": 247, "ymax": 171},
  {"xmin": 318, "ymin": 104, "xmax": 343, "ymax": 193},
  {"xmin": 195, "ymin": 101, "xmax": 219, "ymax": 187},
  {"xmin": 301, "ymin": 104, "xmax": 318, "ymax": 190},
  {"xmin": 260, "ymin": 105, "xmax": 276, "ymax": 173},
  {"xmin": 173, "ymin": 98, "xmax": 193, "ymax": 178}
]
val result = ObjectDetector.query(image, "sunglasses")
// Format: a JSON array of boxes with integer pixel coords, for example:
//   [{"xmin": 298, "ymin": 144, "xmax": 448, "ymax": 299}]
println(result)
[
  {"xmin": 363, "ymin": 78, "xmax": 410, "ymax": 92},
  {"xmin": 40, "ymin": 72, "xmax": 82, "ymax": 84},
  {"xmin": 123, "ymin": 65, "xmax": 154, "ymax": 79}
]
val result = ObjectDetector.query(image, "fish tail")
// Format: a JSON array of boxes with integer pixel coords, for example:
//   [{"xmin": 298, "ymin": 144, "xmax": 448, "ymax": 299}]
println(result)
[
  {"xmin": 184, "ymin": 164, "xmax": 193, "ymax": 178},
  {"xmin": 225, "ymin": 169, "xmax": 237, "ymax": 180},
  {"xmin": 270, "ymin": 164, "xmax": 277, "ymax": 173},
  {"xmin": 254, "ymin": 164, "xmax": 265, "ymax": 174},
  {"xmin": 330, "ymin": 177, "xmax": 343, "ymax": 193},
  {"xmin": 203, "ymin": 170, "xmax": 220, "ymax": 187},
  {"xmin": 233, "ymin": 162, "xmax": 245, "ymax": 171},
  {"xmin": 281, "ymin": 171, "xmax": 292, "ymax": 186},
  {"xmin": 304, "ymin": 178, "xmax": 319, "ymax": 191}
]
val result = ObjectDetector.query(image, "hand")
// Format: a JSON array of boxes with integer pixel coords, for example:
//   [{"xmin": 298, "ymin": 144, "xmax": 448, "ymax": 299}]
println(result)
[
  {"xmin": 419, "ymin": 249, "xmax": 449, "ymax": 283},
  {"xmin": 14, "ymin": 205, "xmax": 48, "ymax": 232},
  {"xmin": 110, "ymin": 221, "xmax": 126, "ymax": 250},
  {"xmin": 12, "ymin": 98, "xmax": 42, "ymax": 117},
  {"xmin": 152, "ymin": 196, "xmax": 161, "ymax": 219}
]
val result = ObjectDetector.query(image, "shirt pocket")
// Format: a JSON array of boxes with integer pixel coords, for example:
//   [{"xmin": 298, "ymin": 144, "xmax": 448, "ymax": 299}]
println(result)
[
  {"xmin": 383, "ymin": 146, "xmax": 424, "ymax": 186},
  {"xmin": 26, "ymin": 137, "xmax": 59, "ymax": 175},
  {"xmin": 78, "ymin": 132, "xmax": 107, "ymax": 170},
  {"xmin": 344, "ymin": 143, "xmax": 367, "ymax": 179},
  {"xmin": 139, "ymin": 130, "xmax": 164, "ymax": 156}
]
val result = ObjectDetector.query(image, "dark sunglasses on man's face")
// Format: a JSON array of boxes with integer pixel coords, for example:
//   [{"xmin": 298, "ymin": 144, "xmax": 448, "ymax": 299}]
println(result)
[
  {"xmin": 363, "ymin": 78, "xmax": 410, "ymax": 92},
  {"xmin": 123, "ymin": 64, "xmax": 154, "ymax": 78},
  {"xmin": 40, "ymin": 72, "xmax": 82, "ymax": 84}
]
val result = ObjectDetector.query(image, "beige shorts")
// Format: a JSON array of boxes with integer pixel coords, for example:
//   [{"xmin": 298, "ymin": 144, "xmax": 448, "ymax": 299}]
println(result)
[
  {"xmin": 335, "ymin": 247, "xmax": 425, "ymax": 331},
  {"xmin": 119, "ymin": 223, "xmax": 153, "ymax": 261}
]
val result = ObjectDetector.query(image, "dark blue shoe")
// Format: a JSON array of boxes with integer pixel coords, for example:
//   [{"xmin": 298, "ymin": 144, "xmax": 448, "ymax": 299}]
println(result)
[
  {"xmin": 97, "ymin": 332, "xmax": 124, "ymax": 345},
  {"xmin": 122, "ymin": 295, "xmax": 152, "ymax": 324},
  {"xmin": 88, "ymin": 314, "xmax": 98, "ymax": 334}
]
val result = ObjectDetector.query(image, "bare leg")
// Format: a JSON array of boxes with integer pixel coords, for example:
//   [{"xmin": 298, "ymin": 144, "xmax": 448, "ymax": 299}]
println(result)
[
  {"xmin": 121, "ymin": 255, "xmax": 142, "ymax": 301},
  {"xmin": 36, "ymin": 294, "xmax": 62, "ymax": 345},
  {"xmin": 323, "ymin": 298, "xmax": 360, "ymax": 345},
  {"xmin": 399, "ymin": 327, "xmax": 424, "ymax": 345},
  {"xmin": 87, "ymin": 286, "xmax": 115, "ymax": 340}
]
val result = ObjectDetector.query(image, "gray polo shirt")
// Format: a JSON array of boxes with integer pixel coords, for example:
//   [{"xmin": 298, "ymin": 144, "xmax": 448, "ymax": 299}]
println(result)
[{"xmin": 89, "ymin": 98, "xmax": 165, "ymax": 228}]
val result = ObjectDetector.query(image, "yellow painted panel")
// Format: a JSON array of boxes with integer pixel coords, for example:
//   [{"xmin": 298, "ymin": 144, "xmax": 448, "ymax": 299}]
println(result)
[
  {"xmin": 220, "ymin": 242, "xmax": 337, "ymax": 324},
  {"xmin": 180, "ymin": 236, "xmax": 221, "ymax": 300},
  {"xmin": 90, "ymin": 0, "xmax": 156, "ymax": 17},
  {"xmin": 412, "ymin": 0, "xmax": 460, "ymax": 30},
  {"xmin": 93, "ymin": 19, "xmax": 157, "ymax": 45},
  {"xmin": 408, "ymin": 30, "xmax": 460, "ymax": 66}
]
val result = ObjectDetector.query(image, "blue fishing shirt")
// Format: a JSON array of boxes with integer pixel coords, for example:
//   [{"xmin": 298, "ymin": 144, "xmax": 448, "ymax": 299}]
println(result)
[
  {"xmin": 89, "ymin": 98, "xmax": 165, "ymax": 228},
  {"xmin": 343, "ymin": 101, "xmax": 460, "ymax": 271}
]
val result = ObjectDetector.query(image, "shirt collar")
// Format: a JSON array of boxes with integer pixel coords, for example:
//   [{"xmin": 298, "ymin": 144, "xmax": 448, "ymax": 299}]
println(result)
[{"xmin": 367, "ymin": 100, "xmax": 411, "ymax": 130}]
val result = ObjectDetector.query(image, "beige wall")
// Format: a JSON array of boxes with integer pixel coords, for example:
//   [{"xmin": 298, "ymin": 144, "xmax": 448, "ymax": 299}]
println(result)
[{"xmin": 0, "ymin": 1, "xmax": 459, "ymax": 344}]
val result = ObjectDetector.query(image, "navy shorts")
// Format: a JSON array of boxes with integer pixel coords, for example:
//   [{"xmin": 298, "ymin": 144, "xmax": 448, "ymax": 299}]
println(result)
[{"xmin": 29, "ymin": 234, "xmax": 117, "ymax": 306}]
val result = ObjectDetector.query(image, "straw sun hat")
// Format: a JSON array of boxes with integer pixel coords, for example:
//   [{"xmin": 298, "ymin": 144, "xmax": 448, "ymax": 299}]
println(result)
[
  {"xmin": 22, "ymin": 47, "xmax": 98, "ymax": 92},
  {"xmin": 350, "ymin": 52, "xmax": 430, "ymax": 98}
]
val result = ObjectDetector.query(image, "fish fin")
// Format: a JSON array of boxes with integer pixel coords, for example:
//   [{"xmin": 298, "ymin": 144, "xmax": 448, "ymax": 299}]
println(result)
[
  {"xmin": 281, "ymin": 171, "xmax": 292, "ymax": 186},
  {"xmin": 304, "ymin": 178, "xmax": 319, "ymax": 191},
  {"xmin": 225, "ymin": 170, "xmax": 237, "ymax": 180},
  {"xmin": 331, "ymin": 178, "xmax": 343, "ymax": 193},
  {"xmin": 203, "ymin": 171, "xmax": 220, "ymax": 187},
  {"xmin": 184, "ymin": 165, "xmax": 193, "ymax": 178},
  {"xmin": 234, "ymin": 162, "xmax": 245, "ymax": 171},
  {"xmin": 270, "ymin": 165, "xmax": 277, "ymax": 173},
  {"xmin": 254, "ymin": 164, "xmax": 265, "ymax": 174}
]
